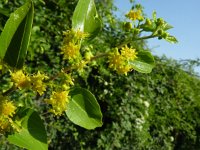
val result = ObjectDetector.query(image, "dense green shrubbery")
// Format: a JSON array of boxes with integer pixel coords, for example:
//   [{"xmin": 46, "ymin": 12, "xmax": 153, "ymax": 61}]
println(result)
[
  {"xmin": 42, "ymin": 56, "xmax": 200, "ymax": 150},
  {"xmin": 1, "ymin": 0, "xmax": 200, "ymax": 149}
]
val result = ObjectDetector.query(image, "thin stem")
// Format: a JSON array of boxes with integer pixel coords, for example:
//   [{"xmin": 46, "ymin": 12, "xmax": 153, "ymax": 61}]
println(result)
[
  {"xmin": 134, "ymin": 35, "xmax": 157, "ymax": 41},
  {"xmin": 117, "ymin": 34, "xmax": 157, "ymax": 49},
  {"xmin": 90, "ymin": 53, "xmax": 109, "ymax": 61}
]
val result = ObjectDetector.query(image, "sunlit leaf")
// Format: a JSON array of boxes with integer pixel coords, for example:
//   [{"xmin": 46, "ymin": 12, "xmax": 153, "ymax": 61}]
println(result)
[
  {"xmin": 7, "ymin": 108, "xmax": 48, "ymax": 150},
  {"xmin": 165, "ymin": 35, "xmax": 178, "ymax": 44},
  {"xmin": 66, "ymin": 87, "xmax": 103, "ymax": 130},
  {"xmin": 72, "ymin": 0, "xmax": 102, "ymax": 38},
  {"xmin": 163, "ymin": 22, "xmax": 173, "ymax": 31},
  {"xmin": 130, "ymin": 50, "xmax": 155, "ymax": 73},
  {"xmin": 0, "ymin": 0, "xmax": 34, "ymax": 68}
]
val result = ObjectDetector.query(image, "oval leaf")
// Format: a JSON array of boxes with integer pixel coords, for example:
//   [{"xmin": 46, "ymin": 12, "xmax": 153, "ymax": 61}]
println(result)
[
  {"xmin": 164, "ymin": 35, "xmax": 178, "ymax": 44},
  {"xmin": 0, "ymin": 0, "xmax": 34, "ymax": 69},
  {"xmin": 66, "ymin": 87, "xmax": 103, "ymax": 130},
  {"xmin": 130, "ymin": 50, "xmax": 155, "ymax": 73},
  {"xmin": 72, "ymin": 0, "xmax": 101, "ymax": 38},
  {"xmin": 7, "ymin": 108, "xmax": 48, "ymax": 150}
]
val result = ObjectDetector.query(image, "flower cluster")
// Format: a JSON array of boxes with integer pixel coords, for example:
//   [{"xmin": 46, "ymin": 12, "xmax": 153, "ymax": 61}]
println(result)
[
  {"xmin": 30, "ymin": 71, "xmax": 48, "ymax": 95},
  {"xmin": 0, "ymin": 95, "xmax": 16, "ymax": 134},
  {"xmin": 11, "ymin": 70, "xmax": 48, "ymax": 95},
  {"xmin": 45, "ymin": 91, "xmax": 70, "ymax": 116},
  {"xmin": 126, "ymin": 8, "xmax": 143, "ymax": 21},
  {"xmin": 121, "ymin": 45, "xmax": 138, "ymax": 61},
  {"xmin": 61, "ymin": 42, "xmax": 80, "ymax": 60},
  {"xmin": 11, "ymin": 70, "xmax": 31, "ymax": 89},
  {"xmin": 108, "ymin": 45, "xmax": 138, "ymax": 75},
  {"xmin": 59, "ymin": 72, "xmax": 74, "ymax": 91},
  {"xmin": 61, "ymin": 29, "xmax": 89, "ymax": 62}
]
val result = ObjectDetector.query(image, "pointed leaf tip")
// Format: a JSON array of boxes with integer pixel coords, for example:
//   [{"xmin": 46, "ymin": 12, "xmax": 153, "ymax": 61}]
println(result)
[
  {"xmin": 0, "ymin": 1, "xmax": 34, "ymax": 68},
  {"xmin": 72, "ymin": 0, "xmax": 102, "ymax": 39},
  {"xmin": 66, "ymin": 87, "xmax": 103, "ymax": 130}
]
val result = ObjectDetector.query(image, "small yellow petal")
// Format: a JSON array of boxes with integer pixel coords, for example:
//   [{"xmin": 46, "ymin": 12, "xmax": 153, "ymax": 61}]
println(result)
[
  {"xmin": 0, "ymin": 96, "xmax": 16, "ymax": 117},
  {"xmin": 45, "ymin": 91, "xmax": 70, "ymax": 116},
  {"xmin": 126, "ymin": 9, "xmax": 143, "ymax": 21},
  {"xmin": 61, "ymin": 42, "xmax": 80, "ymax": 60},
  {"xmin": 11, "ymin": 70, "xmax": 31, "ymax": 89},
  {"xmin": 30, "ymin": 71, "xmax": 48, "ymax": 95}
]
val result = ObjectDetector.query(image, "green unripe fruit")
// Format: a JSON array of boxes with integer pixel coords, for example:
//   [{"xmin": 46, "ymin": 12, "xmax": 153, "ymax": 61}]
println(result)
[
  {"xmin": 134, "ymin": 28, "xmax": 140, "ymax": 35},
  {"xmin": 162, "ymin": 32, "xmax": 168, "ymax": 39},
  {"xmin": 156, "ymin": 18, "xmax": 164, "ymax": 26},
  {"xmin": 145, "ymin": 18, "xmax": 151, "ymax": 26},
  {"xmin": 157, "ymin": 29, "xmax": 163, "ymax": 35},
  {"xmin": 123, "ymin": 22, "xmax": 132, "ymax": 31}
]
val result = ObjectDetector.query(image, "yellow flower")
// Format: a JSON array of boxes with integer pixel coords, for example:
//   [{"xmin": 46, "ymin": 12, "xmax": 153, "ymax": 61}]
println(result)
[
  {"xmin": 0, "ymin": 96, "xmax": 17, "ymax": 134},
  {"xmin": 63, "ymin": 29, "xmax": 89, "ymax": 42},
  {"xmin": 61, "ymin": 42, "xmax": 80, "ymax": 60},
  {"xmin": 126, "ymin": 9, "xmax": 143, "ymax": 21},
  {"xmin": 0, "ymin": 101, "xmax": 16, "ymax": 117},
  {"xmin": 11, "ymin": 70, "xmax": 31, "ymax": 89},
  {"xmin": 108, "ymin": 46, "xmax": 138, "ymax": 75},
  {"xmin": 117, "ymin": 65, "xmax": 132, "ymax": 76},
  {"xmin": 30, "ymin": 71, "xmax": 48, "ymax": 95},
  {"xmin": 121, "ymin": 45, "xmax": 138, "ymax": 61},
  {"xmin": 108, "ymin": 48, "xmax": 124, "ymax": 70},
  {"xmin": 45, "ymin": 91, "xmax": 70, "ymax": 116},
  {"xmin": 0, "ymin": 96, "xmax": 16, "ymax": 117}
]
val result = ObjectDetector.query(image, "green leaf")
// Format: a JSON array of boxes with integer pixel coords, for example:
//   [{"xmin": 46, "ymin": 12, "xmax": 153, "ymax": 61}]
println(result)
[
  {"xmin": 163, "ymin": 22, "xmax": 173, "ymax": 31},
  {"xmin": 164, "ymin": 35, "xmax": 178, "ymax": 44},
  {"xmin": 66, "ymin": 87, "xmax": 103, "ymax": 130},
  {"xmin": 0, "ymin": 8, "xmax": 10, "ymax": 17},
  {"xmin": 129, "ymin": 50, "xmax": 155, "ymax": 73},
  {"xmin": 152, "ymin": 11, "xmax": 157, "ymax": 21},
  {"xmin": 0, "ymin": 0, "xmax": 34, "ymax": 69},
  {"xmin": 140, "ymin": 22, "xmax": 156, "ymax": 32},
  {"xmin": 72, "ymin": 0, "xmax": 102, "ymax": 38},
  {"xmin": 7, "ymin": 108, "xmax": 48, "ymax": 150}
]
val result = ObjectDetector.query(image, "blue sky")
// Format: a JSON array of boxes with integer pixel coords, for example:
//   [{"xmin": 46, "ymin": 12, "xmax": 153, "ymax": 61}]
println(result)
[{"xmin": 114, "ymin": 0, "xmax": 200, "ymax": 73}]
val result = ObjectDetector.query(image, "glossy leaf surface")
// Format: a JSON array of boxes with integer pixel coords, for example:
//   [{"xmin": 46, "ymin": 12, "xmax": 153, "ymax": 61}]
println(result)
[
  {"xmin": 7, "ymin": 108, "xmax": 48, "ymax": 150},
  {"xmin": 66, "ymin": 87, "xmax": 103, "ymax": 130}
]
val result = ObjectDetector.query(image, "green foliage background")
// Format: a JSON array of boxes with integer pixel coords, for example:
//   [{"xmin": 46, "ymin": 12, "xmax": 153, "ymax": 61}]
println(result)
[{"xmin": 1, "ymin": 0, "xmax": 200, "ymax": 149}]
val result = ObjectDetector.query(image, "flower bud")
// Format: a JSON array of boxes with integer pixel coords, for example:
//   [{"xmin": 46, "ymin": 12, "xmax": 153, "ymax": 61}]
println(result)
[
  {"xmin": 157, "ymin": 29, "xmax": 163, "ymax": 35},
  {"xmin": 145, "ymin": 18, "xmax": 152, "ymax": 26},
  {"xmin": 133, "ymin": 28, "xmax": 140, "ymax": 35},
  {"xmin": 162, "ymin": 32, "xmax": 168, "ymax": 39},
  {"xmin": 156, "ymin": 18, "xmax": 164, "ymax": 26},
  {"xmin": 123, "ymin": 22, "xmax": 132, "ymax": 31},
  {"xmin": 84, "ymin": 51, "xmax": 93, "ymax": 60}
]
